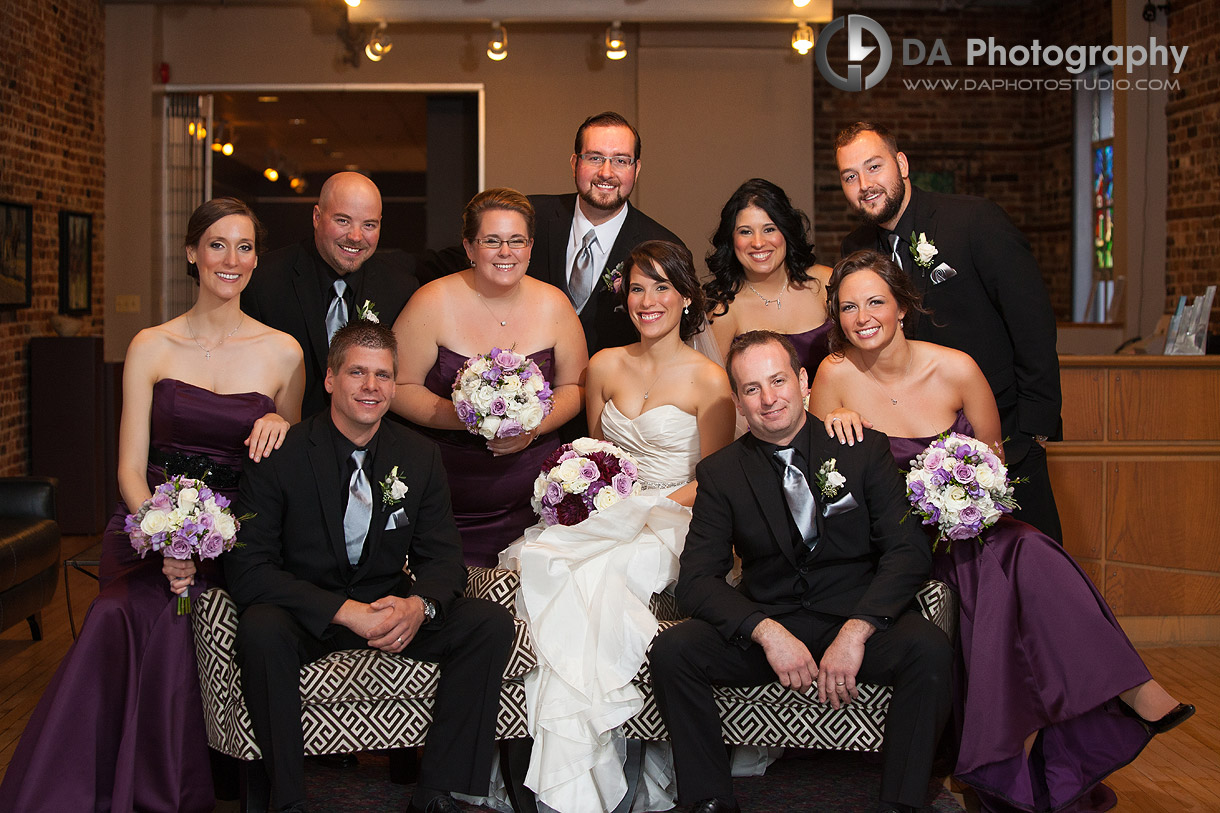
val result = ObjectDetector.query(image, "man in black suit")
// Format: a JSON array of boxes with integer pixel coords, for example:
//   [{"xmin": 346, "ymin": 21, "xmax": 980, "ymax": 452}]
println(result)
[
  {"xmin": 242, "ymin": 171, "xmax": 419, "ymax": 419},
  {"xmin": 527, "ymin": 111, "xmax": 684, "ymax": 356},
  {"xmin": 649, "ymin": 331, "xmax": 952, "ymax": 813},
  {"xmin": 836, "ymin": 122, "xmax": 1063, "ymax": 542},
  {"xmin": 225, "ymin": 322, "xmax": 514, "ymax": 813}
]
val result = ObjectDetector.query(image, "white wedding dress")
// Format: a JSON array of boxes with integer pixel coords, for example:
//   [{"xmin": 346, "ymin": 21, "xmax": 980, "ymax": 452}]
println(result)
[{"xmin": 498, "ymin": 400, "xmax": 700, "ymax": 813}]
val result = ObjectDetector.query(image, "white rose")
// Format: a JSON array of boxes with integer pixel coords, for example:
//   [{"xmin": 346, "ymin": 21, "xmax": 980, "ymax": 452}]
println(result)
[
  {"xmin": 526, "ymin": 375, "xmax": 545, "ymax": 393},
  {"xmin": 470, "ymin": 385, "xmax": 495, "ymax": 412},
  {"xmin": 593, "ymin": 487, "xmax": 620, "ymax": 512},
  {"xmin": 166, "ymin": 507, "xmax": 187, "ymax": 529},
  {"xmin": 140, "ymin": 509, "xmax": 171, "ymax": 535},
  {"xmin": 479, "ymin": 415, "xmax": 502, "ymax": 439},
  {"xmin": 826, "ymin": 471, "xmax": 847, "ymax": 491},
  {"xmin": 178, "ymin": 487, "xmax": 199, "ymax": 510},
  {"xmin": 570, "ymin": 437, "xmax": 600, "ymax": 454},
  {"xmin": 981, "ymin": 503, "xmax": 1002, "ymax": 524},
  {"xmin": 915, "ymin": 233, "xmax": 937, "ymax": 264},
  {"xmin": 532, "ymin": 475, "xmax": 548, "ymax": 502},
  {"xmin": 214, "ymin": 512, "xmax": 237, "ymax": 541},
  {"xmin": 390, "ymin": 480, "xmax": 409, "ymax": 501},
  {"xmin": 973, "ymin": 465, "xmax": 997, "ymax": 489},
  {"xmin": 943, "ymin": 485, "xmax": 971, "ymax": 511},
  {"xmin": 517, "ymin": 401, "xmax": 545, "ymax": 431},
  {"xmin": 556, "ymin": 457, "xmax": 585, "ymax": 486},
  {"xmin": 499, "ymin": 375, "xmax": 522, "ymax": 395}
]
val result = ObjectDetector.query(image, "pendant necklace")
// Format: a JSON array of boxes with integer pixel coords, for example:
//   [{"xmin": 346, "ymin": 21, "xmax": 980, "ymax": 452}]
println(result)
[
  {"xmin": 864, "ymin": 347, "xmax": 914, "ymax": 405},
  {"xmin": 642, "ymin": 347, "xmax": 683, "ymax": 401},
  {"xmin": 746, "ymin": 280, "xmax": 788, "ymax": 309},
  {"xmin": 475, "ymin": 284, "xmax": 521, "ymax": 327},
  {"xmin": 186, "ymin": 312, "xmax": 243, "ymax": 360}
]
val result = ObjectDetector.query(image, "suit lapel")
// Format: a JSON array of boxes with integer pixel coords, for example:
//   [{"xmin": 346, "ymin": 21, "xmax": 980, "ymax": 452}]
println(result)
[
  {"xmin": 547, "ymin": 196, "xmax": 575, "ymax": 292},
  {"xmin": 307, "ymin": 418, "xmax": 349, "ymax": 571},
  {"xmin": 292, "ymin": 248, "xmax": 330, "ymax": 373},
  {"xmin": 740, "ymin": 435, "xmax": 799, "ymax": 568},
  {"xmin": 799, "ymin": 423, "xmax": 829, "ymax": 542}
]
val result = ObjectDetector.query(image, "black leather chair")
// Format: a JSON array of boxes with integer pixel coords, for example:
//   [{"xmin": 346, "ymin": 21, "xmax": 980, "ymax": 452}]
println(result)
[{"xmin": 0, "ymin": 477, "xmax": 61, "ymax": 638}]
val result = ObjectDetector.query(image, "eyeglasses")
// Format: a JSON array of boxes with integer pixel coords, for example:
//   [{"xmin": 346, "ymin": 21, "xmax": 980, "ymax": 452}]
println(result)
[
  {"xmin": 475, "ymin": 236, "xmax": 531, "ymax": 250},
  {"xmin": 577, "ymin": 153, "xmax": 637, "ymax": 169}
]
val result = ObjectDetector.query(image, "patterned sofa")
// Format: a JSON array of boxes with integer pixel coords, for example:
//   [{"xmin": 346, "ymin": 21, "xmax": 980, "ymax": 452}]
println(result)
[{"xmin": 194, "ymin": 567, "xmax": 957, "ymax": 799}]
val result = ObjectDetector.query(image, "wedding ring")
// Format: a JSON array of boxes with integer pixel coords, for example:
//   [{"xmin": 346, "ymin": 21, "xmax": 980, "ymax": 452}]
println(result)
[
  {"xmin": 835, "ymin": 682, "xmax": 845, "ymax": 686},
  {"xmin": 396, "ymin": 636, "xmax": 403, "ymax": 644},
  {"xmin": 830, "ymin": 417, "xmax": 842, "ymax": 423}
]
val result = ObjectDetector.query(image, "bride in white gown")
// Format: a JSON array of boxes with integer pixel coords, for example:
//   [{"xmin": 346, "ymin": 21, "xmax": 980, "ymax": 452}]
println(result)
[{"xmin": 501, "ymin": 241, "xmax": 735, "ymax": 813}]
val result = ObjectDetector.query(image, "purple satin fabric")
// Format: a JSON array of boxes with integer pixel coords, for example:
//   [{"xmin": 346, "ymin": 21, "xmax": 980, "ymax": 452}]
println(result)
[
  {"xmin": 784, "ymin": 320, "xmax": 833, "ymax": 380},
  {"xmin": 890, "ymin": 411, "xmax": 1152, "ymax": 813},
  {"xmin": 0, "ymin": 379, "xmax": 274, "ymax": 813},
  {"xmin": 421, "ymin": 346, "xmax": 561, "ymax": 567}
]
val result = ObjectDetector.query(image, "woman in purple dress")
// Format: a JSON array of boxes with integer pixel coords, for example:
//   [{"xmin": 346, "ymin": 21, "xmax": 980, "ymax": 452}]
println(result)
[
  {"xmin": 390, "ymin": 188, "xmax": 587, "ymax": 566},
  {"xmin": 0, "ymin": 198, "xmax": 304, "ymax": 813},
  {"xmin": 703, "ymin": 179, "xmax": 834, "ymax": 378},
  {"xmin": 809, "ymin": 250, "xmax": 1193, "ymax": 813}
]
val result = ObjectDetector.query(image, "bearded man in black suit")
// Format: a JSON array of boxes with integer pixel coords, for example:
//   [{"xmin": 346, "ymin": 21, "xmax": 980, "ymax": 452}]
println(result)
[
  {"xmin": 649, "ymin": 331, "xmax": 952, "ymax": 813},
  {"xmin": 242, "ymin": 171, "xmax": 419, "ymax": 419},
  {"xmin": 225, "ymin": 322, "xmax": 513, "ymax": 813},
  {"xmin": 836, "ymin": 121, "xmax": 1063, "ymax": 542}
]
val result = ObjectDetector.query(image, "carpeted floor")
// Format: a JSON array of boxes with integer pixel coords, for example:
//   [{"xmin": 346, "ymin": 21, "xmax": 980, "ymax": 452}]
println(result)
[{"xmin": 298, "ymin": 749, "xmax": 963, "ymax": 813}]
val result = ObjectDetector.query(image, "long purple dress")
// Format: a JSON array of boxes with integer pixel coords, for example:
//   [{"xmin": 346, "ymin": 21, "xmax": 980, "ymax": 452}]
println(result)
[
  {"xmin": 889, "ymin": 412, "xmax": 1153, "ymax": 813},
  {"xmin": 421, "ymin": 346, "xmax": 561, "ymax": 567},
  {"xmin": 783, "ymin": 320, "xmax": 833, "ymax": 379},
  {"xmin": 0, "ymin": 379, "xmax": 274, "ymax": 813}
]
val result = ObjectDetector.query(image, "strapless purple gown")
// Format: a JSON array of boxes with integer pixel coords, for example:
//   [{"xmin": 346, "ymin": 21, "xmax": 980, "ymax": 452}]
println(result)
[
  {"xmin": 422, "ymin": 346, "xmax": 561, "ymax": 567},
  {"xmin": 783, "ymin": 320, "xmax": 832, "ymax": 379},
  {"xmin": 890, "ymin": 412, "xmax": 1152, "ymax": 813},
  {"xmin": 0, "ymin": 379, "xmax": 274, "ymax": 813}
]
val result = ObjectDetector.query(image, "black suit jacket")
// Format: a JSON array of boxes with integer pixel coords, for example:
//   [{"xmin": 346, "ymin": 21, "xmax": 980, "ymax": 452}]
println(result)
[
  {"xmin": 242, "ymin": 241, "xmax": 419, "ymax": 419},
  {"xmin": 224, "ymin": 413, "xmax": 466, "ymax": 639},
  {"xmin": 527, "ymin": 194, "xmax": 684, "ymax": 355},
  {"xmin": 676, "ymin": 421, "xmax": 930, "ymax": 645},
  {"xmin": 842, "ymin": 186, "xmax": 1062, "ymax": 452}
]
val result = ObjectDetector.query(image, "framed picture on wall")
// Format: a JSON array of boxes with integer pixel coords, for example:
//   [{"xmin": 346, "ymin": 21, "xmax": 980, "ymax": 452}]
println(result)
[
  {"xmin": 0, "ymin": 201, "xmax": 33, "ymax": 310},
  {"xmin": 59, "ymin": 211, "xmax": 92, "ymax": 315}
]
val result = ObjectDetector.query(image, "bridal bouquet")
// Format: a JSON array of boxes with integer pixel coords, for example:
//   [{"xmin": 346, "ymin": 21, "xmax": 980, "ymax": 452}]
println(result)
[
  {"xmin": 905, "ymin": 432, "xmax": 1018, "ymax": 552},
  {"xmin": 452, "ymin": 347, "xmax": 554, "ymax": 440},
  {"xmin": 124, "ymin": 475, "xmax": 248, "ymax": 614},
  {"xmin": 531, "ymin": 437, "xmax": 642, "ymax": 527}
]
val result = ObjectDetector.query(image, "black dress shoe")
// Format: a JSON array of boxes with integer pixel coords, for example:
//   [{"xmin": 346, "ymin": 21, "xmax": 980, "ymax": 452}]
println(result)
[
  {"xmin": 689, "ymin": 798, "xmax": 741, "ymax": 813},
  {"xmin": 1121, "ymin": 701, "xmax": 1196, "ymax": 734},
  {"xmin": 407, "ymin": 795, "xmax": 462, "ymax": 813}
]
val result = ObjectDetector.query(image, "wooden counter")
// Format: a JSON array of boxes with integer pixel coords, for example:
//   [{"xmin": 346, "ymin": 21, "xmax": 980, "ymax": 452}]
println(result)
[{"xmin": 1050, "ymin": 355, "xmax": 1220, "ymax": 644}]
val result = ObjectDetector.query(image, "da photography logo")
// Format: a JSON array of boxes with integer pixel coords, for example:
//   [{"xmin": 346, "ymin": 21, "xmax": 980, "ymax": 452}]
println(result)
[{"xmin": 816, "ymin": 15, "xmax": 893, "ymax": 92}]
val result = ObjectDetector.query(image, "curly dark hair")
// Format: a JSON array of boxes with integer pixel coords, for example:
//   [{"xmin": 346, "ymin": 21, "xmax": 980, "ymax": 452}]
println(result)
[
  {"xmin": 184, "ymin": 197, "xmax": 265, "ymax": 281},
  {"xmin": 619, "ymin": 240, "xmax": 706, "ymax": 343},
  {"xmin": 703, "ymin": 179, "xmax": 819, "ymax": 317},
  {"xmin": 825, "ymin": 250, "xmax": 930, "ymax": 356}
]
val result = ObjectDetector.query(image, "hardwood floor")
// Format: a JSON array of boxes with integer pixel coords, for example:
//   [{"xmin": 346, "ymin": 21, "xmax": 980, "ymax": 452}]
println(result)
[{"xmin": 2, "ymin": 536, "xmax": 1217, "ymax": 810}]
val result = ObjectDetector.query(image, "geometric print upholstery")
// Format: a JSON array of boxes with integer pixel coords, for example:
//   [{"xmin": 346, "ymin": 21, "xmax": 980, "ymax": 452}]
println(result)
[{"xmin": 194, "ymin": 570, "xmax": 956, "ymax": 759}]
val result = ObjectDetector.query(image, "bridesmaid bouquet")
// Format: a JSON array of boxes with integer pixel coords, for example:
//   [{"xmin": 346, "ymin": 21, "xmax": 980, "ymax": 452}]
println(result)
[
  {"xmin": 123, "ymin": 475, "xmax": 248, "ymax": 614},
  {"xmin": 531, "ymin": 438, "xmax": 642, "ymax": 527},
  {"xmin": 905, "ymin": 432, "xmax": 1019, "ymax": 552},
  {"xmin": 452, "ymin": 347, "xmax": 555, "ymax": 440}
]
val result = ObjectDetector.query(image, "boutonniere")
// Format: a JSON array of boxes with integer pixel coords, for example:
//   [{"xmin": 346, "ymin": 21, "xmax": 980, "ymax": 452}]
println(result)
[
  {"xmin": 814, "ymin": 458, "xmax": 847, "ymax": 500},
  {"xmin": 602, "ymin": 261, "xmax": 625, "ymax": 294},
  {"xmin": 909, "ymin": 232, "xmax": 938, "ymax": 269},
  {"xmin": 356, "ymin": 299, "xmax": 380, "ymax": 323},
  {"xmin": 380, "ymin": 466, "xmax": 408, "ymax": 506}
]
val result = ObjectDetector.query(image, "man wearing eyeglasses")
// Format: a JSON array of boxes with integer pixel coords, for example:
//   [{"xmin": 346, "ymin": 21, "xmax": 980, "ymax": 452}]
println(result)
[{"xmin": 527, "ymin": 111, "xmax": 685, "ymax": 356}]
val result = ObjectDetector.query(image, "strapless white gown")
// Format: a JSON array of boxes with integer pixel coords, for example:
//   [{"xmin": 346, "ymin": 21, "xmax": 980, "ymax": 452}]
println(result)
[{"xmin": 498, "ymin": 401, "xmax": 700, "ymax": 813}]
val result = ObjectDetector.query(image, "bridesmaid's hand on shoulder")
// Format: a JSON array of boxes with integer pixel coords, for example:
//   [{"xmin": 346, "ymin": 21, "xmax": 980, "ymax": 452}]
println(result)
[
  {"xmin": 824, "ymin": 408, "xmax": 869, "ymax": 446},
  {"xmin": 245, "ymin": 412, "xmax": 291, "ymax": 462}
]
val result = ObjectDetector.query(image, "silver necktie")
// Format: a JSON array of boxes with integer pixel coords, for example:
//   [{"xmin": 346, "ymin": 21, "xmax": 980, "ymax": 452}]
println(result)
[
  {"xmin": 343, "ymin": 449, "xmax": 372, "ymax": 566},
  {"xmin": 775, "ymin": 448, "xmax": 818, "ymax": 551},
  {"xmin": 569, "ymin": 228, "xmax": 597, "ymax": 313},
  {"xmin": 888, "ymin": 233, "xmax": 904, "ymax": 271},
  {"xmin": 325, "ymin": 279, "xmax": 349, "ymax": 345}
]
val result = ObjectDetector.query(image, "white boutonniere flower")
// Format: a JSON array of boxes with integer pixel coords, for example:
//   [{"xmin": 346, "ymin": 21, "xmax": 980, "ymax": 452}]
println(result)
[
  {"xmin": 381, "ymin": 466, "xmax": 408, "ymax": 506},
  {"xmin": 814, "ymin": 458, "xmax": 847, "ymax": 500},
  {"xmin": 909, "ymin": 232, "xmax": 938, "ymax": 269},
  {"xmin": 356, "ymin": 299, "xmax": 380, "ymax": 323}
]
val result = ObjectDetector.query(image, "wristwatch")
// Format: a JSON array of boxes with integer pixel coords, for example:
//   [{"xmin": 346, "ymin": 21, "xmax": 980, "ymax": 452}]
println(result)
[
  {"xmin": 1034, "ymin": 434, "xmax": 1049, "ymax": 444},
  {"xmin": 418, "ymin": 596, "xmax": 437, "ymax": 622}
]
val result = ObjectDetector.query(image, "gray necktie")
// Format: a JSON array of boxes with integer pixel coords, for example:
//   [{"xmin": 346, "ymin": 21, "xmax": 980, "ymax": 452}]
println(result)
[
  {"xmin": 326, "ymin": 279, "xmax": 348, "ymax": 345},
  {"xmin": 343, "ymin": 449, "xmax": 372, "ymax": 566},
  {"xmin": 888, "ymin": 233, "xmax": 904, "ymax": 271},
  {"xmin": 774, "ymin": 448, "xmax": 818, "ymax": 551},
  {"xmin": 569, "ymin": 228, "xmax": 597, "ymax": 313}
]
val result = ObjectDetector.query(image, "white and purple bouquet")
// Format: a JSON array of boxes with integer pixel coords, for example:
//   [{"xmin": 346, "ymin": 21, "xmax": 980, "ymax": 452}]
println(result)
[
  {"xmin": 531, "ymin": 437, "xmax": 642, "ymax": 527},
  {"xmin": 452, "ymin": 347, "xmax": 555, "ymax": 441},
  {"xmin": 904, "ymin": 432, "xmax": 1018, "ymax": 552},
  {"xmin": 124, "ymin": 475, "xmax": 248, "ymax": 614}
]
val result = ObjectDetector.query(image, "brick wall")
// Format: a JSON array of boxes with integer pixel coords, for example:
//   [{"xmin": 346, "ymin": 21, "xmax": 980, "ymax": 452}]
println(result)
[
  {"xmin": 1166, "ymin": 0, "xmax": 1220, "ymax": 326},
  {"xmin": 812, "ymin": 2, "xmax": 1110, "ymax": 322},
  {"xmin": 0, "ymin": 0, "xmax": 105, "ymax": 475}
]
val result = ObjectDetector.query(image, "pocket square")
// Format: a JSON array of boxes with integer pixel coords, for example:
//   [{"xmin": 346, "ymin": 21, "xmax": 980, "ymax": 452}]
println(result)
[
  {"xmin": 384, "ymin": 508, "xmax": 409, "ymax": 531},
  {"xmin": 930, "ymin": 262, "xmax": 957, "ymax": 284},
  {"xmin": 822, "ymin": 492, "xmax": 859, "ymax": 518}
]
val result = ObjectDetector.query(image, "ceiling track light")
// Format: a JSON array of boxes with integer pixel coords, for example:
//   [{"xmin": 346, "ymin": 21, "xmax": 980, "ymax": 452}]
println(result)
[
  {"xmin": 793, "ymin": 0, "xmax": 812, "ymax": 7},
  {"xmin": 791, "ymin": 22, "xmax": 814, "ymax": 55},
  {"xmin": 210, "ymin": 123, "xmax": 235, "ymax": 156},
  {"xmin": 605, "ymin": 21, "xmax": 626, "ymax": 61},
  {"xmin": 365, "ymin": 21, "xmax": 392, "ymax": 62},
  {"xmin": 487, "ymin": 21, "xmax": 508, "ymax": 61}
]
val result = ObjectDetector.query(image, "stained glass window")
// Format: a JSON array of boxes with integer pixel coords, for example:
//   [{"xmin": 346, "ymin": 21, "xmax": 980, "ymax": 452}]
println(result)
[{"xmin": 1093, "ymin": 142, "xmax": 1114, "ymax": 276}]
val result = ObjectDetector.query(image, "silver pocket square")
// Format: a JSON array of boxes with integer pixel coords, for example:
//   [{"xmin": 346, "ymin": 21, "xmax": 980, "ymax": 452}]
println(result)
[
  {"xmin": 385, "ymin": 507, "xmax": 409, "ymax": 531},
  {"xmin": 930, "ymin": 262, "xmax": 957, "ymax": 284},
  {"xmin": 822, "ymin": 492, "xmax": 859, "ymax": 518}
]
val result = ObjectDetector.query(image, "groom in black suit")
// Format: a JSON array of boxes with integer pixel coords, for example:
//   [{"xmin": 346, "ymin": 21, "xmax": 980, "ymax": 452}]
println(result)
[
  {"xmin": 836, "ymin": 121, "xmax": 1063, "ymax": 542},
  {"xmin": 649, "ymin": 331, "xmax": 952, "ymax": 813},
  {"xmin": 225, "ymin": 322, "xmax": 514, "ymax": 813},
  {"xmin": 242, "ymin": 171, "xmax": 419, "ymax": 419}
]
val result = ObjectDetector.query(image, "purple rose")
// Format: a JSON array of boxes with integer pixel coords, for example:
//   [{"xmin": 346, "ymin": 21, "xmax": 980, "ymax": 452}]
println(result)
[
  {"xmin": 541, "ymin": 505, "xmax": 559, "ymax": 526},
  {"xmin": 959, "ymin": 505, "xmax": 982, "ymax": 525},
  {"xmin": 558, "ymin": 450, "xmax": 578, "ymax": 463},
  {"xmin": 948, "ymin": 524, "xmax": 978, "ymax": 541},
  {"xmin": 612, "ymin": 473, "xmax": 634, "ymax": 497},
  {"xmin": 953, "ymin": 463, "xmax": 976, "ymax": 484},
  {"xmin": 150, "ymin": 492, "xmax": 173, "ymax": 511},
  {"xmin": 489, "ymin": 395, "xmax": 508, "ymax": 416},
  {"xmin": 199, "ymin": 531, "xmax": 225, "ymax": 559},
  {"xmin": 578, "ymin": 460, "xmax": 599, "ymax": 482},
  {"xmin": 455, "ymin": 399, "xmax": 476, "ymax": 425},
  {"xmin": 498, "ymin": 418, "xmax": 523, "ymax": 437},
  {"xmin": 619, "ymin": 458, "xmax": 638, "ymax": 479},
  {"xmin": 166, "ymin": 534, "xmax": 193, "ymax": 560},
  {"xmin": 545, "ymin": 480, "xmax": 564, "ymax": 506},
  {"xmin": 494, "ymin": 349, "xmax": 520, "ymax": 369}
]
